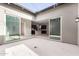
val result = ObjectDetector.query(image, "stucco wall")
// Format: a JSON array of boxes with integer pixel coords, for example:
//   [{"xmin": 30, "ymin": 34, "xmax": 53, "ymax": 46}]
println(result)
[
  {"xmin": 78, "ymin": 4, "xmax": 79, "ymax": 45},
  {"xmin": 36, "ymin": 3, "xmax": 78, "ymax": 45}
]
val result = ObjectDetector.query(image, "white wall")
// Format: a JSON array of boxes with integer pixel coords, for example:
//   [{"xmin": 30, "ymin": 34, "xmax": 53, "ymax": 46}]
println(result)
[
  {"xmin": 0, "ymin": 8, "xmax": 6, "ymax": 44},
  {"xmin": 0, "ymin": 8, "xmax": 6, "ymax": 35},
  {"xmin": 0, "ymin": 5, "xmax": 34, "ymax": 20},
  {"xmin": 24, "ymin": 19, "xmax": 31, "ymax": 38},
  {"xmin": 36, "ymin": 4, "xmax": 78, "ymax": 45}
]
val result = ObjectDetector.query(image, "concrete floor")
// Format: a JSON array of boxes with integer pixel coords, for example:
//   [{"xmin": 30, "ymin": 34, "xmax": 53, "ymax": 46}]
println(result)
[{"xmin": 0, "ymin": 36, "xmax": 79, "ymax": 56}]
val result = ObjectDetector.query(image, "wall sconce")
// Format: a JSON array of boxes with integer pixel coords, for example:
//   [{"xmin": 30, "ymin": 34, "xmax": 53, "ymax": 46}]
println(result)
[
  {"xmin": 8, "ymin": 3, "xmax": 10, "ymax": 4},
  {"xmin": 75, "ymin": 17, "xmax": 79, "ymax": 22}
]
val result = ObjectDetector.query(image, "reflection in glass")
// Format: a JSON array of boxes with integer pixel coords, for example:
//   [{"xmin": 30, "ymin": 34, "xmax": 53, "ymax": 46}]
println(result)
[
  {"xmin": 50, "ymin": 18, "xmax": 60, "ymax": 36},
  {"xmin": 6, "ymin": 15, "xmax": 19, "ymax": 36}
]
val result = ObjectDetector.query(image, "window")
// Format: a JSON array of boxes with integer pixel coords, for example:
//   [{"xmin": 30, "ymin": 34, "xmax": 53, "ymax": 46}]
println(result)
[
  {"xmin": 6, "ymin": 15, "xmax": 19, "ymax": 36},
  {"xmin": 50, "ymin": 18, "xmax": 60, "ymax": 36}
]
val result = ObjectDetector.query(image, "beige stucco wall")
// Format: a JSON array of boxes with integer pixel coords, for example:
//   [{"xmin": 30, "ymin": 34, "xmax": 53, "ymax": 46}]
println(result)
[
  {"xmin": 36, "ymin": 3, "xmax": 78, "ymax": 45},
  {"xmin": 78, "ymin": 4, "xmax": 79, "ymax": 45}
]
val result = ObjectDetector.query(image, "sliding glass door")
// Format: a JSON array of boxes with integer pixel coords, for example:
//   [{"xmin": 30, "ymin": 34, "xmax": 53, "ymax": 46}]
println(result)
[{"xmin": 6, "ymin": 15, "xmax": 20, "ymax": 41}]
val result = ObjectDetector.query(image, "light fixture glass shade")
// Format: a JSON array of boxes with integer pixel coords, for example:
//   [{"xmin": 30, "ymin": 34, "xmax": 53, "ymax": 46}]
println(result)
[{"xmin": 75, "ymin": 17, "xmax": 79, "ymax": 22}]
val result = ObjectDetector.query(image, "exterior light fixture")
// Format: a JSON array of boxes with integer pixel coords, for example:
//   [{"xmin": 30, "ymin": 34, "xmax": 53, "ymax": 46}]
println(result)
[
  {"xmin": 75, "ymin": 17, "xmax": 79, "ymax": 22},
  {"xmin": 8, "ymin": 3, "xmax": 10, "ymax": 4}
]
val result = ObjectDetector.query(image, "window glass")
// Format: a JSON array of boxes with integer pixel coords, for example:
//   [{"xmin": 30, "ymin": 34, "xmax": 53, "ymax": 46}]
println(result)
[
  {"xmin": 50, "ymin": 18, "xmax": 60, "ymax": 36},
  {"xmin": 6, "ymin": 15, "xmax": 19, "ymax": 36}
]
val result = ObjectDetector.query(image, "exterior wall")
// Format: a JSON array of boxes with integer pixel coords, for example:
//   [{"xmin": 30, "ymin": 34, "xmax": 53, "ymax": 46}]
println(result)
[
  {"xmin": 36, "ymin": 3, "xmax": 78, "ymax": 45},
  {"xmin": 78, "ymin": 4, "xmax": 79, "ymax": 45},
  {"xmin": 20, "ymin": 18, "xmax": 31, "ymax": 39},
  {"xmin": 0, "ymin": 5, "xmax": 34, "ymax": 44},
  {"xmin": 0, "ymin": 8, "xmax": 6, "ymax": 44},
  {"xmin": 0, "ymin": 8, "xmax": 6, "ymax": 36},
  {"xmin": 24, "ymin": 19, "xmax": 31, "ymax": 38}
]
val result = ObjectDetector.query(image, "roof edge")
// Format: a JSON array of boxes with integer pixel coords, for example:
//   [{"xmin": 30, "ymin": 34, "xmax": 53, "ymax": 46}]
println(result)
[
  {"xmin": 35, "ymin": 3, "xmax": 65, "ymax": 15},
  {"xmin": 0, "ymin": 3, "xmax": 65, "ymax": 16},
  {"xmin": 0, "ymin": 3, "xmax": 36, "ymax": 15}
]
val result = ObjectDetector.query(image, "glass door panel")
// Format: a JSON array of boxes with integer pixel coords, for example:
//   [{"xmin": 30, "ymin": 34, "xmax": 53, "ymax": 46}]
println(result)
[{"xmin": 6, "ymin": 15, "xmax": 20, "ymax": 42}]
